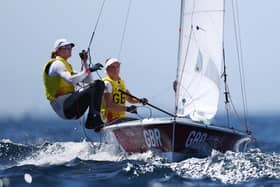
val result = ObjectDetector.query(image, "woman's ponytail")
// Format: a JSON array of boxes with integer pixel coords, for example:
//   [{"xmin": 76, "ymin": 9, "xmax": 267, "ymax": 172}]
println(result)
[{"xmin": 51, "ymin": 51, "xmax": 57, "ymax": 58}]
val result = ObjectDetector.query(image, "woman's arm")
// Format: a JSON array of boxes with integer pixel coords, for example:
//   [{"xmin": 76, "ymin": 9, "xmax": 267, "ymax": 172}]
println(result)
[
  {"xmin": 125, "ymin": 89, "xmax": 140, "ymax": 104},
  {"xmin": 49, "ymin": 61, "xmax": 88, "ymax": 85}
]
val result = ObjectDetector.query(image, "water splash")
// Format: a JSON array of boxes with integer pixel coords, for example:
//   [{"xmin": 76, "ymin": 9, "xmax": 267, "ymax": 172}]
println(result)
[
  {"xmin": 119, "ymin": 149, "xmax": 280, "ymax": 184},
  {"xmin": 17, "ymin": 140, "xmax": 124, "ymax": 166},
  {"xmin": 0, "ymin": 139, "xmax": 35, "ymax": 169},
  {"xmin": 169, "ymin": 149, "xmax": 280, "ymax": 184},
  {"xmin": 2, "ymin": 139, "xmax": 280, "ymax": 185}
]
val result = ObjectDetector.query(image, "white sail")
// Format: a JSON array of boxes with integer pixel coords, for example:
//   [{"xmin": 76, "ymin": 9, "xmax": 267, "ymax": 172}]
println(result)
[{"xmin": 175, "ymin": 0, "xmax": 224, "ymax": 122}]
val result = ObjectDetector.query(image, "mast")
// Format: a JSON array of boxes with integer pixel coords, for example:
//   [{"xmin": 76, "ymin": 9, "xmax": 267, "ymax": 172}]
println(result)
[
  {"xmin": 174, "ymin": 0, "xmax": 186, "ymax": 115},
  {"xmin": 222, "ymin": 48, "xmax": 231, "ymax": 127},
  {"xmin": 221, "ymin": 0, "xmax": 231, "ymax": 127}
]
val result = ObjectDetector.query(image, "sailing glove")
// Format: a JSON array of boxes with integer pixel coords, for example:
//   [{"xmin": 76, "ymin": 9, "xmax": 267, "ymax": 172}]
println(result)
[
  {"xmin": 90, "ymin": 63, "xmax": 103, "ymax": 72},
  {"xmin": 79, "ymin": 50, "xmax": 88, "ymax": 61},
  {"xmin": 139, "ymin": 98, "xmax": 148, "ymax": 105},
  {"xmin": 126, "ymin": 105, "xmax": 137, "ymax": 114}
]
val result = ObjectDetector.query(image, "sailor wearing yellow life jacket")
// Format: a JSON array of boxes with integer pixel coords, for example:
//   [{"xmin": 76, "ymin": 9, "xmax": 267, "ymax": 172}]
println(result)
[
  {"xmin": 101, "ymin": 58, "xmax": 148, "ymax": 124},
  {"xmin": 43, "ymin": 38, "xmax": 104, "ymax": 132}
]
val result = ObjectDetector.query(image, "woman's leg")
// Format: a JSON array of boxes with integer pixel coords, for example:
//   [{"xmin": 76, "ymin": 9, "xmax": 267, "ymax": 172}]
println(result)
[
  {"xmin": 63, "ymin": 89, "xmax": 90, "ymax": 119},
  {"xmin": 83, "ymin": 80, "xmax": 105, "ymax": 131},
  {"xmin": 63, "ymin": 80, "xmax": 105, "ymax": 120},
  {"xmin": 88, "ymin": 80, "xmax": 105, "ymax": 115}
]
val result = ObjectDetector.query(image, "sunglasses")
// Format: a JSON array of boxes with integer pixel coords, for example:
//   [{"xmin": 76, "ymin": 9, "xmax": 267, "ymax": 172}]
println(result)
[
  {"xmin": 60, "ymin": 44, "xmax": 73, "ymax": 49},
  {"xmin": 108, "ymin": 64, "xmax": 120, "ymax": 69}
]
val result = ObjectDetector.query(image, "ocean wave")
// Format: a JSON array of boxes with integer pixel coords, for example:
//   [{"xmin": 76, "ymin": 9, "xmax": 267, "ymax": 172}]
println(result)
[
  {"xmin": 0, "ymin": 139, "xmax": 37, "ymax": 169},
  {"xmin": 2, "ymin": 139, "xmax": 280, "ymax": 185}
]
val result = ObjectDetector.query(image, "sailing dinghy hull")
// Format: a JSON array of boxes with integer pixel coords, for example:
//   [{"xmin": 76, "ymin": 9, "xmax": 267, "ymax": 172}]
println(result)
[{"xmin": 102, "ymin": 118, "xmax": 252, "ymax": 162}]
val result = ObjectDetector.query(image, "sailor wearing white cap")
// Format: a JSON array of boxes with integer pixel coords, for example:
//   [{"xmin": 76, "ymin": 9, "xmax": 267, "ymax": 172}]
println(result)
[
  {"xmin": 101, "ymin": 58, "xmax": 148, "ymax": 124},
  {"xmin": 43, "ymin": 38, "xmax": 105, "ymax": 132}
]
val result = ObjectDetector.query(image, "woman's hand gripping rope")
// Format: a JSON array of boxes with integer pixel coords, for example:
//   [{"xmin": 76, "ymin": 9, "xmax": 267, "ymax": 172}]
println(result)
[{"xmin": 79, "ymin": 50, "xmax": 103, "ymax": 75}]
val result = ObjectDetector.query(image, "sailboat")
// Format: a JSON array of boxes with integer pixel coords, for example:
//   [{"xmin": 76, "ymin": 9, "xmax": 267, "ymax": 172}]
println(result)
[{"xmin": 101, "ymin": 0, "xmax": 253, "ymax": 162}]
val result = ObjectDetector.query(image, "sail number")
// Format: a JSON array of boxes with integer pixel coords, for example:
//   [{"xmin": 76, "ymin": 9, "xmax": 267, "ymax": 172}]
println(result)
[
  {"xmin": 185, "ymin": 130, "xmax": 208, "ymax": 147},
  {"xmin": 143, "ymin": 129, "xmax": 162, "ymax": 148}
]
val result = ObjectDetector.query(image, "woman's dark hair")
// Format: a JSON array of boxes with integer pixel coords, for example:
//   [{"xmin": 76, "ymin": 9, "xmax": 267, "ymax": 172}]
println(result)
[{"xmin": 51, "ymin": 51, "xmax": 57, "ymax": 58}]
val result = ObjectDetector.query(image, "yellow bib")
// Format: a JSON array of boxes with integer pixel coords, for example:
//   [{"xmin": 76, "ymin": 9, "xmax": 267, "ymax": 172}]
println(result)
[
  {"xmin": 43, "ymin": 57, "xmax": 75, "ymax": 101},
  {"xmin": 101, "ymin": 76, "xmax": 126, "ymax": 122}
]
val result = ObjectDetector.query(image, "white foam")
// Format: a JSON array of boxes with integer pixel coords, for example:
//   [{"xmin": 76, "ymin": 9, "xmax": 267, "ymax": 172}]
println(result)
[
  {"xmin": 18, "ymin": 140, "xmax": 124, "ymax": 166},
  {"xmin": 120, "ymin": 149, "xmax": 280, "ymax": 184},
  {"xmin": 0, "ymin": 139, "xmax": 13, "ymax": 143},
  {"xmin": 16, "ymin": 140, "xmax": 280, "ymax": 184},
  {"xmin": 24, "ymin": 173, "xmax": 32, "ymax": 184},
  {"xmin": 168, "ymin": 150, "xmax": 280, "ymax": 184}
]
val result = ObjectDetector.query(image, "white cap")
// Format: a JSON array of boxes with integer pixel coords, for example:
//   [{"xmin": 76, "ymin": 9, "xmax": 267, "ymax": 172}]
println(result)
[
  {"xmin": 53, "ymin": 38, "xmax": 74, "ymax": 51},
  {"xmin": 104, "ymin": 58, "xmax": 121, "ymax": 69}
]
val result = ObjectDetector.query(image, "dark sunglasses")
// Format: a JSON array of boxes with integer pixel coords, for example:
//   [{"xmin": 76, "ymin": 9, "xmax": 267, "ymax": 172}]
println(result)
[
  {"xmin": 108, "ymin": 64, "xmax": 120, "ymax": 69},
  {"xmin": 60, "ymin": 44, "xmax": 73, "ymax": 49}
]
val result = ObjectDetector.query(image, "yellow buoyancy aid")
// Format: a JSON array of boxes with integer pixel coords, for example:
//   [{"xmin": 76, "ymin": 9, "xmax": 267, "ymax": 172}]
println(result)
[
  {"xmin": 43, "ymin": 57, "xmax": 75, "ymax": 102},
  {"xmin": 101, "ymin": 76, "xmax": 126, "ymax": 122}
]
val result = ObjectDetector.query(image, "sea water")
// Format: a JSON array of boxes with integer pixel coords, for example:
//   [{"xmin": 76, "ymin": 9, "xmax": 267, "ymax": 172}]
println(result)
[{"xmin": 0, "ymin": 114, "xmax": 279, "ymax": 187}]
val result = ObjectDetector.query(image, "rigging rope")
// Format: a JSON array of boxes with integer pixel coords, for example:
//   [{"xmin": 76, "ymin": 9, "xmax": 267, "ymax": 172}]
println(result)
[
  {"xmin": 78, "ymin": 0, "xmax": 107, "ymax": 141},
  {"xmin": 231, "ymin": 0, "xmax": 249, "ymax": 131},
  {"xmin": 85, "ymin": 0, "xmax": 132, "ymax": 62},
  {"xmin": 118, "ymin": 0, "xmax": 133, "ymax": 59},
  {"xmin": 86, "ymin": 0, "xmax": 107, "ymax": 67},
  {"xmin": 79, "ymin": 116, "xmax": 103, "ymax": 150},
  {"xmin": 79, "ymin": 0, "xmax": 139, "ymax": 143}
]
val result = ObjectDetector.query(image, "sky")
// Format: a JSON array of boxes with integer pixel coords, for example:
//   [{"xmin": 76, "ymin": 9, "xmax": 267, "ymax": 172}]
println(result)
[{"xmin": 0, "ymin": 0, "xmax": 279, "ymax": 118}]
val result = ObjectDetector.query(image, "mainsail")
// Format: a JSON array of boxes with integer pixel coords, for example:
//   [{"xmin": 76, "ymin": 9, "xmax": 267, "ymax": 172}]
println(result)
[{"xmin": 175, "ymin": 0, "xmax": 224, "ymax": 122}]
